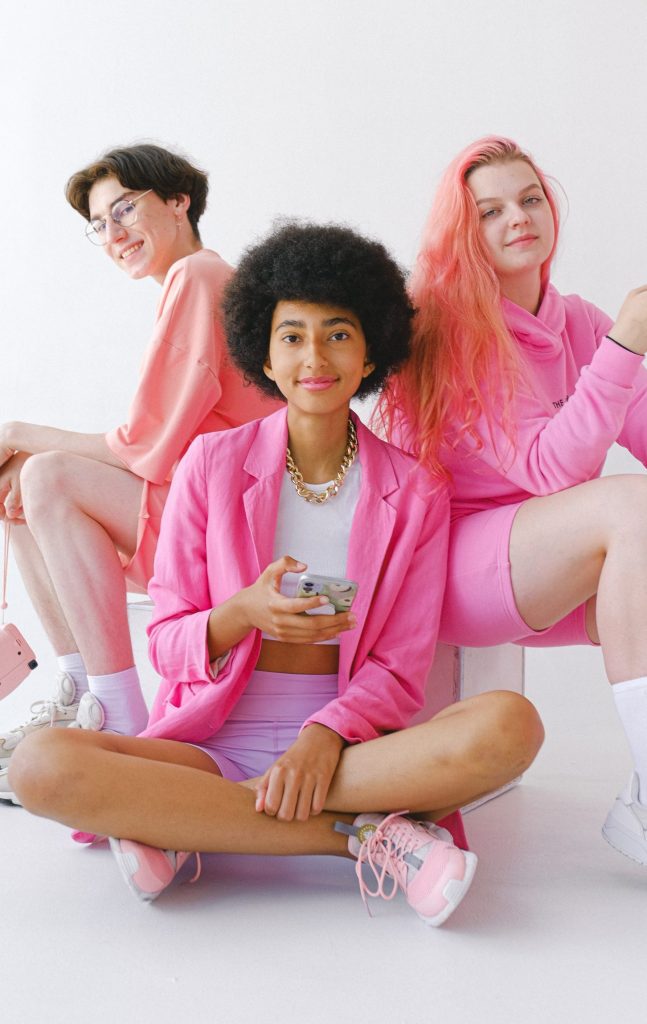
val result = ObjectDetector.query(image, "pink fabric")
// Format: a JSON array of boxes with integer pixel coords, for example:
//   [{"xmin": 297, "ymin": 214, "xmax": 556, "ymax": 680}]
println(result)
[
  {"xmin": 446, "ymin": 284, "xmax": 646, "ymax": 518},
  {"xmin": 105, "ymin": 249, "xmax": 281, "ymax": 591},
  {"xmin": 189, "ymin": 670, "xmax": 338, "ymax": 781},
  {"xmin": 439, "ymin": 500, "xmax": 594, "ymax": 648},
  {"xmin": 435, "ymin": 284, "xmax": 647, "ymax": 650},
  {"xmin": 142, "ymin": 408, "xmax": 451, "ymax": 747}
]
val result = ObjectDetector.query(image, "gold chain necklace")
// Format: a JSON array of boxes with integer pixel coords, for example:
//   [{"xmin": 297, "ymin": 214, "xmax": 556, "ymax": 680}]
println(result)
[{"xmin": 286, "ymin": 419, "xmax": 358, "ymax": 504}]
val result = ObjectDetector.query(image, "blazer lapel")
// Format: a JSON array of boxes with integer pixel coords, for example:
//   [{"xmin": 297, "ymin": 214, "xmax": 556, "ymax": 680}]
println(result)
[
  {"xmin": 341, "ymin": 418, "xmax": 398, "ymax": 677},
  {"xmin": 242, "ymin": 409, "xmax": 289, "ymax": 575}
]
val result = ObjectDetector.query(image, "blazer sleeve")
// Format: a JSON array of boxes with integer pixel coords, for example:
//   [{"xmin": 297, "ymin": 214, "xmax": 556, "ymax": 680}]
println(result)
[
  {"xmin": 105, "ymin": 260, "xmax": 225, "ymax": 485},
  {"xmin": 302, "ymin": 486, "xmax": 450, "ymax": 744},
  {"xmin": 146, "ymin": 435, "xmax": 215, "ymax": 683}
]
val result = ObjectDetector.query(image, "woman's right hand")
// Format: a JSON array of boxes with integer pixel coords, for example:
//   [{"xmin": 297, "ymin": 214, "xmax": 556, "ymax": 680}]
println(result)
[
  {"xmin": 241, "ymin": 555, "xmax": 356, "ymax": 644},
  {"xmin": 610, "ymin": 285, "xmax": 647, "ymax": 355}
]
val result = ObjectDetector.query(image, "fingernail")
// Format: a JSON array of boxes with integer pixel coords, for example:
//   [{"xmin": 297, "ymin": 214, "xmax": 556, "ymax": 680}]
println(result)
[{"xmin": 319, "ymin": 596, "xmax": 329, "ymax": 605}]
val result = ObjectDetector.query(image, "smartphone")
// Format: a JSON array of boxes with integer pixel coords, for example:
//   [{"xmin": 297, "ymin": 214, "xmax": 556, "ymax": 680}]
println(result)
[{"xmin": 296, "ymin": 573, "xmax": 359, "ymax": 614}]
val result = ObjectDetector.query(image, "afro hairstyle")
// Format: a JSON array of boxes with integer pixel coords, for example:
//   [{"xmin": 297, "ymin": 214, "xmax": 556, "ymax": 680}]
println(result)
[{"xmin": 223, "ymin": 221, "xmax": 414, "ymax": 400}]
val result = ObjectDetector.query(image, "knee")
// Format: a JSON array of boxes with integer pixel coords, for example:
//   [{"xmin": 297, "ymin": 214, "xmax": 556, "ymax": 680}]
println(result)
[
  {"xmin": 467, "ymin": 690, "xmax": 544, "ymax": 777},
  {"xmin": 604, "ymin": 475, "xmax": 647, "ymax": 541},
  {"xmin": 21, "ymin": 452, "xmax": 76, "ymax": 520},
  {"xmin": 9, "ymin": 729, "xmax": 85, "ymax": 816}
]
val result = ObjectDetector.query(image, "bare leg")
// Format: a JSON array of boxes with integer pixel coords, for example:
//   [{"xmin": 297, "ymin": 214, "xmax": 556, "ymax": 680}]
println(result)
[
  {"xmin": 10, "ymin": 691, "xmax": 543, "ymax": 854},
  {"xmin": 9, "ymin": 521, "xmax": 77, "ymax": 656},
  {"xmin": 20, "ymin": 452, "xmax": 144, "ymax": 675},
  {"xmin": 509, "ymin": 474, "xmax": 647, "ymax": 682}
]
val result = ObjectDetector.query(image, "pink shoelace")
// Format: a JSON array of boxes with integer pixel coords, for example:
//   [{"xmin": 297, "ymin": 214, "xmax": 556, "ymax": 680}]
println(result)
[{"xmin": 354, "ymin": 810, "xmax": 423, "ymax": 911}]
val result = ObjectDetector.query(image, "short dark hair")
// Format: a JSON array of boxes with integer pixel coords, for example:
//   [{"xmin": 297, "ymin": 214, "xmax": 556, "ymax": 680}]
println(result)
[
  {"xmin": 223, "ymin": 221, "xmax": 414, "ymax": 400},
  {"xmin": 65, "ymin": 143, "xmax": 208, "ymax": 240}
]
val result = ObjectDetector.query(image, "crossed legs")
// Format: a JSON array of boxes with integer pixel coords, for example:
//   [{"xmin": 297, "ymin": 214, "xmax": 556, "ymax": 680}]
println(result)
[{"xmin": 10, "ymin": 690, "xmax": 542, "ymax": 854}]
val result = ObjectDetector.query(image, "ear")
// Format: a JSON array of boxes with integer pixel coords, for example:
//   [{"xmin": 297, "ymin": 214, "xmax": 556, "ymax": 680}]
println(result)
[
  {"xmin": 263, "ymin": 354, "xmax": 275, "ymax": 381},
  {"xmin": 170, "ymin": 193, "xmax": 191, "ymax": 216},
  {"xmin": 362, "ymin": 358, "xmax": 375, "ymax": 378}
]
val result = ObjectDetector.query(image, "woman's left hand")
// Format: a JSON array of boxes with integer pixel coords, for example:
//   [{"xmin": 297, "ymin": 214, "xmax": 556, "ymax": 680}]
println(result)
[
  {"xmin": 253, "ymin": 724, "xmax": 345, "ymax": 821},
  {"xmin": 0, "ymin": 452, "xmax": 29, "ymax": 521}
]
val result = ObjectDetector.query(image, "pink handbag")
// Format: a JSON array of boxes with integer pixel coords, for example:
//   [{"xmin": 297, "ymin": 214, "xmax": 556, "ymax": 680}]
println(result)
[{"xmin": 0, "ymin": 524, "xmax": 37, "ymax": 700}]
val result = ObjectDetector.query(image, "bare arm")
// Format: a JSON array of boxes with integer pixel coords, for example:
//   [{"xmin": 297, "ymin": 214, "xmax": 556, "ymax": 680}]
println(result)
[{"xmin": 0, "ymin": 421, "xmax": 128, "ymax": 470}]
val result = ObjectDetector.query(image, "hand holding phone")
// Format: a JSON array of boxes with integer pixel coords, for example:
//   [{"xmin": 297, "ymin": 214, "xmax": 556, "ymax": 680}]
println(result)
[{"xmin": 296, "ymin": 573, "xmax": 359, "ymax": 615}]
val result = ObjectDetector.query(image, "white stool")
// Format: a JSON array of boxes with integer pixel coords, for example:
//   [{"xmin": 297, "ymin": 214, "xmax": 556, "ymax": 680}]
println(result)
[{"xmin": 126, "ymin": 595, "xmax": 161, "ymax": 708}]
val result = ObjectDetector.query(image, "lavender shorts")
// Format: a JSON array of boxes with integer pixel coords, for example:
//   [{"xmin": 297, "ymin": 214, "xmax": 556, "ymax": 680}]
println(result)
[
  {"xmin": 439, "ymin": 502, "xmax": 595, "ymax": 649},
  {"xmin": 190, "ymin": 670, "xmax": 338, "ymax": 781}
]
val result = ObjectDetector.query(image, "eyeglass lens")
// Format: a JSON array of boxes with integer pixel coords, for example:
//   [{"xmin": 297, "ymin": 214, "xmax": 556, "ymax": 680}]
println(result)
[{"xmin": 85, "ymin": 192, "xmax": 150, "ymax": 245}]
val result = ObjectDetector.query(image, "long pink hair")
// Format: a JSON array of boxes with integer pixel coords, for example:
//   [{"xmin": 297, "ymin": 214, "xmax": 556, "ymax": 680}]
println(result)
[{"xmin": 378, "ymin": 136, "xmax": 560, "ymax": 480}]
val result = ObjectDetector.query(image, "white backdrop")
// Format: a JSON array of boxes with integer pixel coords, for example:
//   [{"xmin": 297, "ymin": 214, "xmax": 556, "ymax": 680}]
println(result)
[{"xmin": 1, "ymin": 0, "xmax": 646, "ymax": 708}]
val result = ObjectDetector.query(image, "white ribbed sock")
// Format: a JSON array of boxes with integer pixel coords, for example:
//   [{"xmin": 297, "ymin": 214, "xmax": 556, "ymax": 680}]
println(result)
[
  {"xmin": 87, "ymin": 666, "xmax": 149, "ymax": 735},
  {"xmin": 612, "ymin": 676, "xmax": 647, "ymax": 803},
  {"xmin": 57, "ymin": 652, "xmax": 89, "ymax": 699}
]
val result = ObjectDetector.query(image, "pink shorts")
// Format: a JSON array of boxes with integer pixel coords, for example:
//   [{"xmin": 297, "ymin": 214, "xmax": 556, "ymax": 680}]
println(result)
[
  {"xmin": 190, "ymin": 670, "xmax": 338, "ymax": 782},
  {"xmin": 439, "ymin": 502, "xmax": 594, "ymax": 648},
  {"xmin": 121, "ymin": 479, "xmax": 170, "ymax": 594}
]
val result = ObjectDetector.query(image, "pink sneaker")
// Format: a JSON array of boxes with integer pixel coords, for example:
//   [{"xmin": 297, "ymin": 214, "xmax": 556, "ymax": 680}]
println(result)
[
  {"xmin": 337, "ymin": 812, "xmax": 477, "ymax": 926},
  {"xmin": 109, "ymin": 837, "xmax": 201, "ymax": 903}
]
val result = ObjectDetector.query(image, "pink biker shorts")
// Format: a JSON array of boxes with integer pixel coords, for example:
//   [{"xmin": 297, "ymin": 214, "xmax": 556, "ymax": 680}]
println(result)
[
  {"xmin": 439, "ymin": 501, "xmax": 595, "ymax": 649},
  {"xmin": 190, "ymin": 669, "xmax": 338, "ymax": 782}
]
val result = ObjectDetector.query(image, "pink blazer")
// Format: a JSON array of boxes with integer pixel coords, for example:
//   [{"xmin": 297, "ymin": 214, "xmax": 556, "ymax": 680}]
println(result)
[{"xmin": 142, "ymin": 408, "xmax": 450, "ymax": 746}]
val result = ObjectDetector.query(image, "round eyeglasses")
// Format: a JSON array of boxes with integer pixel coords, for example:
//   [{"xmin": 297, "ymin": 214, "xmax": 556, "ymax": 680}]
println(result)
[{"xmin": 85, "ymin": 189, "xmax": 153, "ymax": 246}]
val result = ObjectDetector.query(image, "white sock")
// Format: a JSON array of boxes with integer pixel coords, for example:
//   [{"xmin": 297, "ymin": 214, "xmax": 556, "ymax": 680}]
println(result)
[
  {"xmin": 57, "ymin": 653, "xmax": 89, "ymax": 700},
  {"xmin": 87, "ymin": 666, "xmax": 149, "ymax": 735},
  {"xmin": 612, "ymin": 676, "xmax": 647, "ymax": 803}
]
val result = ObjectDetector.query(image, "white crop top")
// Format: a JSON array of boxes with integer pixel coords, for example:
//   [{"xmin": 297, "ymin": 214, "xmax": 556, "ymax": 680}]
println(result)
[{"xmin": 261, "ymin": 460, "xmax": 362, "ymax": 644}]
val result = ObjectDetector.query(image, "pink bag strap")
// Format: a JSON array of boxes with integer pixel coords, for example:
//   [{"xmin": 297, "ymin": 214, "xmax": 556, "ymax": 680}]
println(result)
[{"xmin": 1, "ymin": 523, "xmax": 9, "ymax": 625}]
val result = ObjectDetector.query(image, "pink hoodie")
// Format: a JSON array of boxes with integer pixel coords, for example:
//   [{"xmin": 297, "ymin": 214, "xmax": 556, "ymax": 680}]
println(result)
[{"xmin": 446, "ymin": 284, "xmax": 647, "ymax": 518}]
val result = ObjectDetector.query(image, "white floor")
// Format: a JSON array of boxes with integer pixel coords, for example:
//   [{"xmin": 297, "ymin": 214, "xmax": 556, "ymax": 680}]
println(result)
[{"xmin": 1, "ymin": 625, "xmax": 645, "ymax": 1024}]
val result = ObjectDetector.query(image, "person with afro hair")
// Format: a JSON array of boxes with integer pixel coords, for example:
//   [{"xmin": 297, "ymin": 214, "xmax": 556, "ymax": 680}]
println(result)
[
  {"xmin": 224, "ymin": 221, "xmax": 411, "ymax": 402},
  {"xmin": 11, "ymin": 223, "xmax": 543, "ymax": 927}
]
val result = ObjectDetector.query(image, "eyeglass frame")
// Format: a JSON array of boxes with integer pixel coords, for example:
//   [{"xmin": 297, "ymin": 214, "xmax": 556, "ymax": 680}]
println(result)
[{"xmin": 84, "ymin": 189, "xmax": 154, "ymax": 246}]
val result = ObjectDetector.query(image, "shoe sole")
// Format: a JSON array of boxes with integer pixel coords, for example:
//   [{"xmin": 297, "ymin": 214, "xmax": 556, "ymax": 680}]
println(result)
[
  {"xmin": 417, "ymin": 850, "xmax": 478, "ymax": 927},
  {"xmin": 601, "ymin": 822, "xmax": 647, "ymax": 866},
  {"xmin": 0, "ymin": 789, "xmax": 22, "ymax": 807}
]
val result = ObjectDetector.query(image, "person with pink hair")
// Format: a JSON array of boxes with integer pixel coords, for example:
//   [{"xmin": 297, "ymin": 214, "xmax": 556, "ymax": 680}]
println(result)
[{"xmin": 379, "ymin": 136, "xmax": 647, "ymax": 866}]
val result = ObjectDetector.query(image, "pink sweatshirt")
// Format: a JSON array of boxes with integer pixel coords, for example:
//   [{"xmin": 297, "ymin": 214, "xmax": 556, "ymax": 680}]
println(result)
[
  {"xmin": 446, "ymin": 284, "xmax": 647, "ymax": 518},
  {"xmin": 104, "ymin": 249, "xmax": 281, "ymax": 591}
]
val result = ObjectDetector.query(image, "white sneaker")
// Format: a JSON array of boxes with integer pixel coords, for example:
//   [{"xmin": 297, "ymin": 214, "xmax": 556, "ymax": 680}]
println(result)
[
  {"xmin": 68, "ymin": 692, "xmax": 105, "ymax": 731},
  {"xmin": 0, "ymin": 765, "xmax": 21, "ymax": 806},
  {"xmin": 0, "ymin": 671, "xmax": 80, "ymax": 763},
  {"xmin": 602, "ymin": 773, "xmax": 647, "ymax": 865}
]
